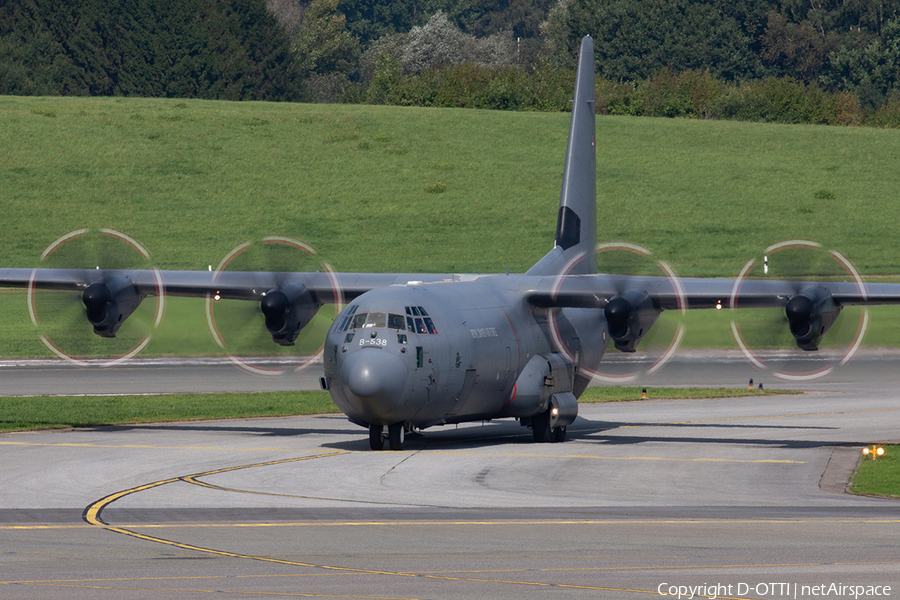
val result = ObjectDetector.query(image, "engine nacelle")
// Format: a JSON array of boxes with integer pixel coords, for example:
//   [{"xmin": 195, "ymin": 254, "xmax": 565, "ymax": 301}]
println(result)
[
  {"xmin": 260, "ymin": 282, "xmax": 320, "ymax": 346},
  {"xmin": 785, "ymin": 286, "xmax": 840, "ymax": 351},
  {"xmin": 603, "ymin": 289, "xmax": 660, "ymax": 352},
  {"xmin": 81, "ymin": 274, "xmax": 143, "ymax": 338}
]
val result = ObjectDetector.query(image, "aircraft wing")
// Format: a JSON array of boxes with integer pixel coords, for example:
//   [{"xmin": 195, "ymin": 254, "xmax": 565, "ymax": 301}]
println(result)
[
  {"xmin": 524, "ymin": 273, "xmax": 900, "ymax": 310},
  {"xmin": 0, "ymin": 267, "xmax": 459, "ymax": 344},
  {"xmin": 525, "ymin": 273, "xmax": 900, "ymax": 351},
  {"xmin": 0, "ymin": 268, "xmax": 457, "ymax": 303}
]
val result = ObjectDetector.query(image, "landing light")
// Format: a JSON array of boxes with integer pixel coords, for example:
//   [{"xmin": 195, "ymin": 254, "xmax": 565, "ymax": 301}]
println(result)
[
  {"xmin": 715, "ymin": 301, "xmax": 722, "ymax": 311},
  {"xmin": 213, "ymin": 292, "xmax": 221, "ymax": 302},
  {"xmin": 551, "ymin": 407, "xmax": 559, "ymax": 417}
]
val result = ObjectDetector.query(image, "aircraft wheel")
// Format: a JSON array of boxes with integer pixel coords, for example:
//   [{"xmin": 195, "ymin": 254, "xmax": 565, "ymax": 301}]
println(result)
[
  {"xmin": 552, "ymin": 425, "xmax": 567, "ymax": 443},
  {"xmin": 532, "ymin": 410, "xmax": 565, "ymax": 443},
  {"xmin": 369, "ymin": 425, "xmax": 384, "ymax": 451},
  {"xmin": 388, "ymin": 422, "xmax": 405, "ymax": 450},
  {"xmin": 532, "ymin": 411, "xmax": 551, "ymax": 443}
]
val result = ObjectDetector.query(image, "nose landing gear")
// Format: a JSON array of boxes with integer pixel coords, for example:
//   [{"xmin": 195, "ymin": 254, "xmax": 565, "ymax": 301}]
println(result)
[{"xmin": 368, "ymin": 423, "xmax": 405, "ymax": 450}]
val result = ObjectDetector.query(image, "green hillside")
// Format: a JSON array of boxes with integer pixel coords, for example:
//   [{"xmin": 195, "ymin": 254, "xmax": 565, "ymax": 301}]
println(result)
[{"xmin": 3, "ymin": 95, "xmax": 900, "ymax": 357}]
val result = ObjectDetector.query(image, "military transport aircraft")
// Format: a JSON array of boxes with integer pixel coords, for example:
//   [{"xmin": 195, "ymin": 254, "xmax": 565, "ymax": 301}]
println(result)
[{"xmin": 4, "ymin": 36, "xmax": 900, "ymax": 450}]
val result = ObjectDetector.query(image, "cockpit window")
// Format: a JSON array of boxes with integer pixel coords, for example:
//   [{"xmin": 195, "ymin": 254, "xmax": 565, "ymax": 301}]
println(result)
[
  {"xmin": 363, "ymin": 312, "xmax": 387, "ymax": 328},
  {"xmin": 423, "ymin": 317, "xmax": 437, "ymax": 334},
  {"xmin": 334, "ymin": 305, "xmax": 359, "ymax": 333},
  {"xmin": 404, "ymin": 306, "xmax": 437, "ymax": 334},
  {"xmin": 338, "ymin": 307, "xmax": 431, "ymax": 333},
  {"xmin": 343, "ymin": 311, "xmax": 407, "ymax": 331},
  {"xmin": 350, "ymin": 312, "xmax": 368, "ymax": 330}
]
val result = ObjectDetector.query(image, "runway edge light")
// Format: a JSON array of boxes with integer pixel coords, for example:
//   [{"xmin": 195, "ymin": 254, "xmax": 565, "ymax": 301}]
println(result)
[{"xmin": 862, "ymin": 446, "xmax": 886, "ymax": 460}]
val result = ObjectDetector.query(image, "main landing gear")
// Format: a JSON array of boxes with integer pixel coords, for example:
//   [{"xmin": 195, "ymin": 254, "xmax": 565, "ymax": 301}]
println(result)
[
  {"xmin": 369, "ymin": 423, "xmax": 405, "ymax": 450},
  {"xmin": 531, "ymin": 408, "xmax": 566, "ymax": 443}
]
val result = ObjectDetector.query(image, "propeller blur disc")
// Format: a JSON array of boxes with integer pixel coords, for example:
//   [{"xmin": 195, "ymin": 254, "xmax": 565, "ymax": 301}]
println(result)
[
  {"xmin": 548, "ymin": 241, "xmax": 686, "ymax": 383},
  {"xmin": 206, "ymin": 236, "xmax": 341, "ymax": 376},
  {"xmin": 28, "ymin": 228, "xmax": 164, "ymax": 367},
  {"xmin": 730, "ymin": 240, "xmax": 869, "ymax": 381}
]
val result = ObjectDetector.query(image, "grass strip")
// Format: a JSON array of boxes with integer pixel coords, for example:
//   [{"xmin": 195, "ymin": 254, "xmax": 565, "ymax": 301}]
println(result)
[
  {"xmin": 579, "ymin": 386, "xmax": 798, "ymax": 403},
  {"xmin": 849, "ymin": 444, "xmax": 900, "ymax": 498},
  {"xmin": 0, "ymin": 387, "xmax": 796, "ymax": 433},
  {"xmin": 0, "ymin": 391, "xmax": 338, "ymax": 433}
]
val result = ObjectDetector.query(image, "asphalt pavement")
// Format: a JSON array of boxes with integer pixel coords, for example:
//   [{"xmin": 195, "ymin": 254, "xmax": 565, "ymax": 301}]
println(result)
[{"xmin": 1, "ymin": 352, "xmax": 899, "ymax": 599}]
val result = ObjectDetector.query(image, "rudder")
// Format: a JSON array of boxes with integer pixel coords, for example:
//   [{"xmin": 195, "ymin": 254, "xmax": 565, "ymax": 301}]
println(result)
[{"xmin": 527, "ymin": 36, "xmax": 596, "ymax": 277}]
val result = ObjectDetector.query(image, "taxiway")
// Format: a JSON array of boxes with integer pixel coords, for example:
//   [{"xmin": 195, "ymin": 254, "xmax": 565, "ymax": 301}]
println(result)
[{"xmin": 1, "ymin": 354, "xmax": 899, "ymax": 599}]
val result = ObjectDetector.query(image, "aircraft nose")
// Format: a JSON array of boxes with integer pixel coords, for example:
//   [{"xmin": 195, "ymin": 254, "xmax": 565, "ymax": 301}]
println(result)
[{"xmin": 341, "ymin": 350, "xmax": 409, "ymax": 421}]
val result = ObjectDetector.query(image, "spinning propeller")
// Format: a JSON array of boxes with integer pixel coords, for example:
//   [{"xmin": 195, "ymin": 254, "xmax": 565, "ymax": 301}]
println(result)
[
  {"xmin": 29, "ymin": 229, "xmax": 164, "ymax": 366},
  {"xmin": 206, "ymin": 236, "xmax": 339, "ymax": 375},
  {"xmin": 548, "ymin": 242, "xmax": 687, "ymax": 383},
  {"xmin": 730, "ymin": 240, "xmax": 869, "ymax": 379}
]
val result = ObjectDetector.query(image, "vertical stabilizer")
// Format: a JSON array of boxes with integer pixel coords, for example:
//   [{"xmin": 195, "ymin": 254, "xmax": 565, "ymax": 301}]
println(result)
[{"xmin": 527, "ymin": 36, "xmax": 596, "ymax": 276}]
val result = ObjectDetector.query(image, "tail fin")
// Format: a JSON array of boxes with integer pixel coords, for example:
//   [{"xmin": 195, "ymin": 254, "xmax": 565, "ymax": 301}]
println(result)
[{"xmin": 526, "ymin": 36, "xmax": 596, "ymax": 276}]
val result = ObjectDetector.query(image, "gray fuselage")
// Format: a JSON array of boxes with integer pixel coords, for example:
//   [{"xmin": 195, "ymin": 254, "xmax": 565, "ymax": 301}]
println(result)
[{"xmin": 323, "ymin": 275, "xmax": 608, "ymax": 430}]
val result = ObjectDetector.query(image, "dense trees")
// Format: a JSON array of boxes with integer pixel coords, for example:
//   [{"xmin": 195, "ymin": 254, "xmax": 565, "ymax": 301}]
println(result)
[
  {"xmin": 5, "ymin": 0, "xmax": 900, "ymax": 124},
  {"xmin": 0, "ymin": 0, "xmax": 302, "ymax": 100},
  {"xmin": 333, "ymin": 0, "xmax": 554, "ymax": 45},
  {"xmin": 548, "ymin": 0, "xmax": 763, "ymax": 80},
  {"xmin": 542, "ymin": 0, "xmax": 900, "ymax": 112},
  {"xmin": 548, "ymin": 0, "xmax": 900, "ymax": 79}
]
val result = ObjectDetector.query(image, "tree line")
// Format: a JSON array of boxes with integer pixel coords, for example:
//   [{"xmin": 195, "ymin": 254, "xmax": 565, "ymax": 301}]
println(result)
[
  {"xmin": 548, "ymin": 0, "xmax": 900, "ymax": 109},
  {"xmin": 0, "ymin": 0, "xmax": 301, "ymax": 99},
  {"xmin": 3, "ymin": 0, "xmax": 900, "ymax": 127}
]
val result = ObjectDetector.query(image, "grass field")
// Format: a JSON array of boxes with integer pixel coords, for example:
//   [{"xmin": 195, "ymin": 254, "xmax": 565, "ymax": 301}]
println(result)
[
  {"xmin": 0, "ymin": 386, "xmax": 794, "ymax": 433},
  {"xmin": 3, "ymin": 95, "xmax": 900, "ymax": 357}
]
